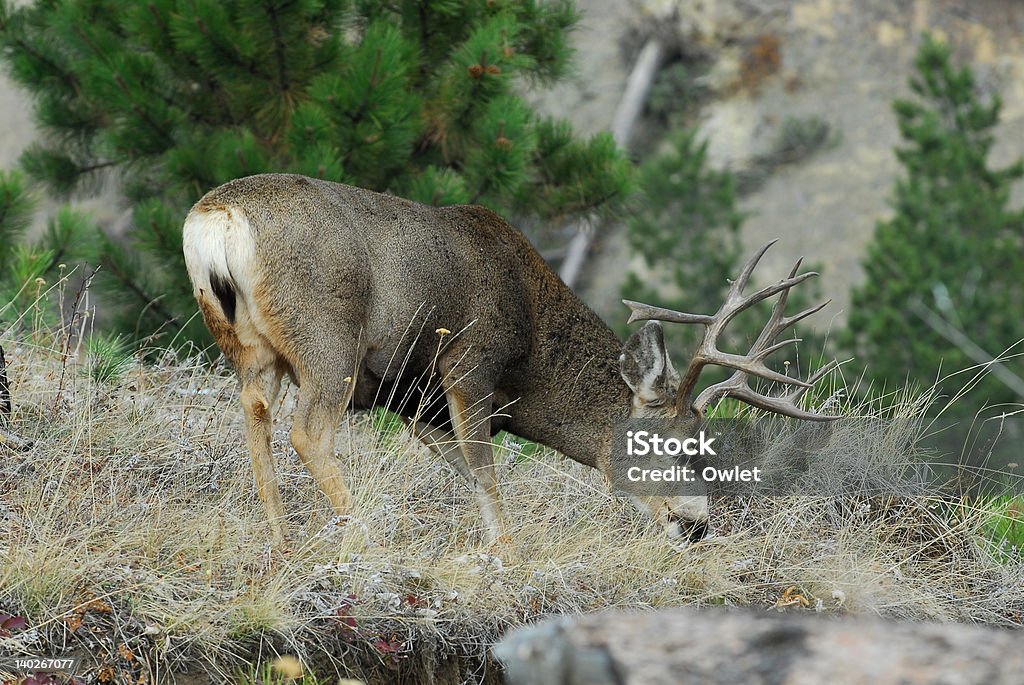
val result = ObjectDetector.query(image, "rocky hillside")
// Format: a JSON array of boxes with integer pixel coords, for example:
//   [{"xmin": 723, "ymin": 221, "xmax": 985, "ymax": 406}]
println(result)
[{"xmin": 545, "ymin": 0, "xmax": 1024, "ymax": 326}]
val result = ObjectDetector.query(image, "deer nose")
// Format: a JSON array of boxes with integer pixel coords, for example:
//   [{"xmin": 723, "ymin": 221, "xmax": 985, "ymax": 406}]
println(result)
[{"xmin": 667, "ymin": 512, "xmax": 709, "ymax": 542}]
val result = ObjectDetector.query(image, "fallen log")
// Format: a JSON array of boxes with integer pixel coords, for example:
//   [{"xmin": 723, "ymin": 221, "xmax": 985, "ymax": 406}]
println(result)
[{"xmin": 494, "ymin": 608, "xmax": 1024, "ymax": 685}]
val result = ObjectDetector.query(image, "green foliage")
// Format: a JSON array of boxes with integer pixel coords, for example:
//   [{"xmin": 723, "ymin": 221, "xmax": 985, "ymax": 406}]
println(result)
[
  {"xmin": 0, "ymin": 0, "xmax": 632, "ymax": 348},
  {"xmin": 982, "ymin": 496, "xmax": 1023, "ymax": 564},
  {"xmin": 734, "ymin": 115, "xmax": 837, "ymax": 194},
  {"xmin": 625, "ymin": 131, "xmax": 744, "ymax": 286},
  {"xmin": 0, "ymin": 245, "xmax": 51, "ymax": 315},
  {"xmin": 769, "ymin": 115, "xmax": 835, "ymax": 164},
  {"xmin": 0, "ymin": 171, "xmax": 33, "ymax": 259},
  {"xmin": 0, "ymin": 171, "xmax": 78, "ymax": 322},
  {"xmin": 369, "ymin": 406, "xmax": 408, "ymax": 449},
  {"xmin": 646, "ymin": 60, "xmax": 711, "ymax": 127},
  {"xmin": 842, "ymin": 34, "xmax": 1024, "ymax": 419},
  {"xmin": 84, "ymin": 332, "xmax": 134, "ymax": 384},
  {"xmin": 0, "ymin": 171, "xmax": 39, "ymax": 312}
]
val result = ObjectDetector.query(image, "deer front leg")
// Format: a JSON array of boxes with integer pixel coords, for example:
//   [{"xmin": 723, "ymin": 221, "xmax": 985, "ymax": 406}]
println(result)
[{"xmin": 444, "ymin": 386, "xmax": 504, "ymax": 543}]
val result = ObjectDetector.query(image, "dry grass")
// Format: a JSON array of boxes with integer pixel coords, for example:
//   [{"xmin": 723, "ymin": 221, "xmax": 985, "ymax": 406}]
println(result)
[{"xmin": 1, "ymin": 323, "xmax": 1022, "ymax": 683}]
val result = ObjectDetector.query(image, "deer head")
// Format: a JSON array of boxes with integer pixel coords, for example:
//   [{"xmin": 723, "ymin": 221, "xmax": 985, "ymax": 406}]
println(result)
[{"xmin": 618, "ymin": 240, "xmax": 839, "ymax": 541}]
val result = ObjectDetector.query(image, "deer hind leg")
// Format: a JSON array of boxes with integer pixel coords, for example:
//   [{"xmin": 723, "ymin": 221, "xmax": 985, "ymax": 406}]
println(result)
[
  {"xmin": 238, "ymin": 351, "xmax": 287, "ymax": 546},
  {"xmin": 442, "ymin": 376, "xmax": 503, "ymax": 543},
  {"xmin": 290, "ymin": 359, "xmax": 360, "ymax": 518},
  {"xmin": 405, "ymin": 419, "xmax": 474, "ymax": 482}
]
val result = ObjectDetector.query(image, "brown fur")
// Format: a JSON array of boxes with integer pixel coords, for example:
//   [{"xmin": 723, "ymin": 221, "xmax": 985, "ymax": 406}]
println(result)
[
  {"xmin": 196, "ymin": 294, "xmax": 244, "ymax": 365},
  {"xmin": 183, "ymin": 174, "xmax": 709, "ymax": 543}
]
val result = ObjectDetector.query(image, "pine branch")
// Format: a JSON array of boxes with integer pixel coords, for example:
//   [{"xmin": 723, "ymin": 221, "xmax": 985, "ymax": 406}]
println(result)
[
  {"xmin": 115, "ymin": 75, "xmax": 176, "ymax": 148},
  {"xmin": 8, "ymin": 36, "xmax": 83, "ymax": 98},
  {"xmin": 264, "ymin": 0, "xmax": 291, "ymax": 95},
  {"xmin": 145, "ymin": 4, "xmax": 238, "ymax": 128},
  {"xmin": 69, "ymin": 23, "xmax": 176, "ymax": 150},
  {"xmin": 100, "ymin": 253, "xmax": 181, "ymax": 333},
  {"xmin": 345, "ymin": 48, "xmax": 384, "ymax": 126},
  {"xmin": 195, "ymin": 17, "xmax": 264, "ymax": 80},
  {"xmin": 80, "ymin": 160, "xmax": 119, "ymax": 174}
]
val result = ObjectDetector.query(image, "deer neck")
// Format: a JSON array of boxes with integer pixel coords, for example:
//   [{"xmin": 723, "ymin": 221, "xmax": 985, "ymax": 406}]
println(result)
[
  {"xmin": 547, "ymin": 348, "xmax": 633, "ymax": 471},
  {"xmin": 509, "ymin": 296, "xmax": 633, "ymax": 471}
]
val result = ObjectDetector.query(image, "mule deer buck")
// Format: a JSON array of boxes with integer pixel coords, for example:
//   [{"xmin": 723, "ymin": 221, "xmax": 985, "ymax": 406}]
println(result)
[{"xmin": 183, "ymin": 173, "xmax": 836, "ymax": 545}]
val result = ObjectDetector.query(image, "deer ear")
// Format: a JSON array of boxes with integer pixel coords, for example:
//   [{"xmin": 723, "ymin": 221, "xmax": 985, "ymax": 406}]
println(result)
[{"xmin": 620, "ymin": 321, "xmax": 679, "ymax": 405}]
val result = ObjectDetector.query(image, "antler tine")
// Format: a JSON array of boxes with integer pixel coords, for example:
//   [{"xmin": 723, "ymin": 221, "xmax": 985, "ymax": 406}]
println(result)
[
  {"xmin": 695, "ymin": 359, "xmax": 842, "ymax": 422},
  {"xmin": 749, "ymin": 259, "xmax": 831, "ymax": 351},
  {"xmin": 708, "ymin": 381, "xmax": 838, "ymax": 421},
  {"xmin": 718, "ymin": 270, "xmax": 819, "ymax": 324},
  {"xmin": 768, "ymin": 357, "xmax": 844, "ymax": 420},
  {"xmin": 622, "ymin": 241, "xmax": 837, "ymax": 421},
  {"xmin": 782, "ymin": 298, "xmax": 832, "ymax": 330},
  {"xmin": 687, "ymin": 248, "xmax": 837, "ymax": 418},
  {"xmin": 728, "ymin": 239, "xmax": 778, "ymax": 298},
  {"xmin": 622, "ymin": 242, "xmax": 781, "ymax": 411},
  {"xmin": 622, "ymin": 300, "xmax": 714, "ymax": 326},
  {"xmin": 674, "ymin": 250, "xmax": 817, "ymax": 414},
  {"xmin": 747, "ymin": 257, "xmax": 803, "ymax": 349},
  {"xmin": 624, "ymin": 242, "xmax": 798, "ymax": 328}
]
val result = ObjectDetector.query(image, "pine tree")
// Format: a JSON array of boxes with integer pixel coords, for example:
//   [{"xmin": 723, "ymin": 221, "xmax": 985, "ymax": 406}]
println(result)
[
  {"xmin": 0, "ymin": 171, "xmax": 35, "ymax": 284},
  {"xmin": 0, "ymin": 171, "xmax": 49, "ymax": 316},
  {"xmin": 0, "ymin": 170, "xmax": 95, "ymax": 328},
  {"xmin": 0, "ymin": 0, "xmax": 631, "ymax": 347},
  {"xmin": 843, "ymin": 34, "xmax": 1024, "ymax": 417}
]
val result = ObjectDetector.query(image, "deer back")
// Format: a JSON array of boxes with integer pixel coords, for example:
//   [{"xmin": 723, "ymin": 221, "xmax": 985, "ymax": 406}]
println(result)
[{"xmin": 183, "ymin": 173, "xmax": 629, "ymax": 457}]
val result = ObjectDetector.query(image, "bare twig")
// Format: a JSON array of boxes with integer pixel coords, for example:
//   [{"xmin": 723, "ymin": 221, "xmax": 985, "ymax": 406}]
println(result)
[
  {"xmin": 53, "ymin": 266, "xmax": 99, "ymax": 409},
  {"xmin": 907, "ymin": 298, "xmax": 1024, "ymax": 401},
  {"xmin": 0, "ymin": 342, "xmax": 30, "ymax": 450},
  {"xmin": 558, "ymin": 38, "xmax": 665, "ymax": 289}
]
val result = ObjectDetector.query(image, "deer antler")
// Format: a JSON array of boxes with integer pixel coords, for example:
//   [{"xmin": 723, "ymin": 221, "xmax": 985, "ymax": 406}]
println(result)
[{"xmin": 623, "ymin": 241, "xmax": 838, "ymax": 421}]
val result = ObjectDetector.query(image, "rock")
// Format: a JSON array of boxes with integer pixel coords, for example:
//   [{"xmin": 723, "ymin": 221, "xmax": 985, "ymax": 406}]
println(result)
[{"xmin": 494, "ymin": 608, "xmax": 1024, "ymax": 685}]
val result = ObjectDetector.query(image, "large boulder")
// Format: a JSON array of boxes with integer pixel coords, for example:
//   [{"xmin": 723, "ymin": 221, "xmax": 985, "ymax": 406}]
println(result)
[{"xmin": 495, "ymin": 608, "xmax": 1024, "ymax": 685}]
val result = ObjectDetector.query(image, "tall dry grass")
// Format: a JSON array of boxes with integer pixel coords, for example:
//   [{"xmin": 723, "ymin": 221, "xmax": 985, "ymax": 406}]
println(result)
[{"xmin": 1, "ymin": 291, "xmax": 1022, "ymax": 683}]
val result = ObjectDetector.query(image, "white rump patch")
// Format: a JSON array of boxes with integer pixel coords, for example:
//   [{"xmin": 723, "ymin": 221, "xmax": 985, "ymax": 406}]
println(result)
[{"xmin": 182, "ymin": 205, "xmax": 257, "ymax": 305}]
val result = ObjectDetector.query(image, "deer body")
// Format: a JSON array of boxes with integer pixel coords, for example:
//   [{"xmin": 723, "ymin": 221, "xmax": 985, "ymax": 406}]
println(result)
[
  {"xmin": 184, "ymin": 174, "xmax": 643, "ymax": 543},
  {"xmin": 184, "ymin": 173, "xmax": 833, "ymax": 546}
]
